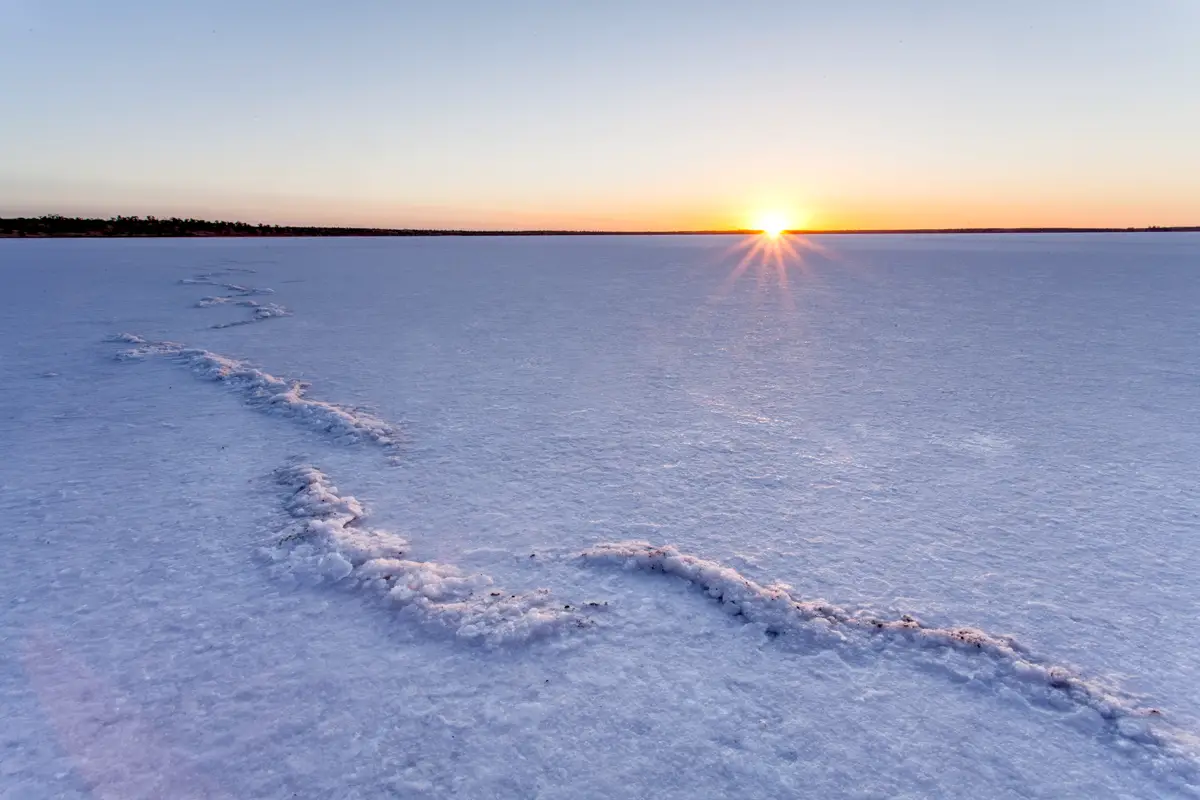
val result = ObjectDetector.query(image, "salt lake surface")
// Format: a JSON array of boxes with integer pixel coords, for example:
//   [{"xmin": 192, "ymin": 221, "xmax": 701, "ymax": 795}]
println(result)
[{"xmin": 2, "ymin": 234, "xmax": 1198, "ymax": 798}]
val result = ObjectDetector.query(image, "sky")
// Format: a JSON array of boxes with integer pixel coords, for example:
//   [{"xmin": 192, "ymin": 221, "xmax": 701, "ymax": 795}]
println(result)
[{"xmin": 2, "ymin": 1, "xmax": 1199, "ymax": 230}]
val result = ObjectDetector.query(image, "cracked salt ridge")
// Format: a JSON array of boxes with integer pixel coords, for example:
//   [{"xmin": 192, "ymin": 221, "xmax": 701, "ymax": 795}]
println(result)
[
  {"xmin": 197, "ymin": 298, "xmax": 292, "ymax": 328},
  {"xmin": 580, "ymin": 541, "xmax": 1200, "ymax": 786},
  {"xmin": 267, "ymin": 464, "xmax": 588, "ymax": 645},
  {"xmin": 191, "ymin": 269, "xmax": 290, "ymax": 328},
  {"xmin": 108, "ymin": 334, "xmax": 400, "ymax": 453}
]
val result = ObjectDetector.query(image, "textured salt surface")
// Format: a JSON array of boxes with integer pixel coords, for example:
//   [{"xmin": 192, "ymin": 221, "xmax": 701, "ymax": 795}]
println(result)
[
  {"xmin": 97, "ymin": 240, "xmax": 1199, "ymax": 793},
  {"xmin": 5, "ymin": 235, "xmax": 1198, "ymax": 798}
]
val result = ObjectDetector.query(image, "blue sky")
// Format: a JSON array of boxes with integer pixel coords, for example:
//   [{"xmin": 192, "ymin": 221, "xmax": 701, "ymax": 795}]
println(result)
[{"xmin": 2, "ymin": 1, "xmax": 1198, "ymax": 229}]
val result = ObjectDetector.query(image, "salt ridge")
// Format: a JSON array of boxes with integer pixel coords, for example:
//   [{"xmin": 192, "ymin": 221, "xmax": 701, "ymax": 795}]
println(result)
[
  {"xmin": 207, "ymin": 300, "xmax": 291, "ymax": 328},
  {"xmin": 187, "ymin": 269, "xmax": 289, "ymax": 327},
  {"xmin": 580, "ymin": 540, "xmax": 1200, "ymax": 786},
  {"xmin": 110, "ymin": 334, "xmax": 401, "ymax": 452},
  {"xmin": 268, "ymin": 464, "xmax": 588, "ymax": 645}
]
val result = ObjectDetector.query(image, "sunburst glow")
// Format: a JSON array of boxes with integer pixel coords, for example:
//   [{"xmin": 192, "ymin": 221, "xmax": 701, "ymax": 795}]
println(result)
[{"xmin": 754, "ymin": 213, "xmax": 790, "ymax": 239}]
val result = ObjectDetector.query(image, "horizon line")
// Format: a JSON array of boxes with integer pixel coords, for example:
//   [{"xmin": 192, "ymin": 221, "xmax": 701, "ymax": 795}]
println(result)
[{"xmin": 3, "ymin": 215, "xmax": 1199, "ymax": 238}]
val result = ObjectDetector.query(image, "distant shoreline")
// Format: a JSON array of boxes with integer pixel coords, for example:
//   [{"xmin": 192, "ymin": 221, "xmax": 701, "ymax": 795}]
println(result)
[{"xmin": 3, "ymin": 216, "xmax": 1198, "ymax": 238}]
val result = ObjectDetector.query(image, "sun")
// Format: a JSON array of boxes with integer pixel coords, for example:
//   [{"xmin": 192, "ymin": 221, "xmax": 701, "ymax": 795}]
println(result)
[{"xmin": 754, "ymin": 212, "xmax": 790, "ymax": 239}]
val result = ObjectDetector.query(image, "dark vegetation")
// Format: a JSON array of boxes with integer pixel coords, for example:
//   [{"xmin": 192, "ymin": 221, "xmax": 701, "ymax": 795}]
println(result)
[
  {"xmin": 2, "ymin": 215, "xmax": 1197, "ymax": 238},
  {"xmin": 0, "ymin": 215, "xmax": 511, "ymax": 237}
]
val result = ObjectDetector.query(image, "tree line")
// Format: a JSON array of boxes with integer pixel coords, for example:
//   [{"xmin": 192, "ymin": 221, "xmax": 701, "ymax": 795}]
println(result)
[{"xmin": 0, "ymin": 215, "xmax": 470, "ymax": 237}]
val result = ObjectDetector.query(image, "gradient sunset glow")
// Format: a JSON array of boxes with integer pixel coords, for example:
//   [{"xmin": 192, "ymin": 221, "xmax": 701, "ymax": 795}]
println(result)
[{"xmin": 2, "ymin": 2, "xmax": 1198, "ymax": 230}]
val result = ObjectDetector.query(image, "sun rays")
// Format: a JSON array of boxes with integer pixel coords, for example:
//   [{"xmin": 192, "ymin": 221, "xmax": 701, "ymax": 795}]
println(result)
[{"xmin": 720, "ymin": 229, "xmax": 827, "ymax": 308}]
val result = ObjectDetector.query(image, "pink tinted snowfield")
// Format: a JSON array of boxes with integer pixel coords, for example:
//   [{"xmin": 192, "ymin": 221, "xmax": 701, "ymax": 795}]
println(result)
[{"xmin": 2, "ymin": 233, "xmax": 1200, "ymax": 798}]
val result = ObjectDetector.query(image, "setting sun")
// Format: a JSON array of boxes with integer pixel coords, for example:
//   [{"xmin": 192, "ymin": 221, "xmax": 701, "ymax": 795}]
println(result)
[{"xmin": 753, "ymin": 212, "xmax": 792, "ymax": 239}]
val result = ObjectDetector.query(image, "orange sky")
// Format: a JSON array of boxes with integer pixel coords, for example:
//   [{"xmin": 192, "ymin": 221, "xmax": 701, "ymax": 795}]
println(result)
[{"xmin": 2, "ymin": 4, "xmax": 1198, "ymax": 230}]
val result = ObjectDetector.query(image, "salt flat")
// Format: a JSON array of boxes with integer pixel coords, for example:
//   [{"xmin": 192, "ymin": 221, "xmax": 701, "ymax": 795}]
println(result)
[{"xmin": 2, "ymin": 234, "xmax": 1198, "ymax": 798}]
